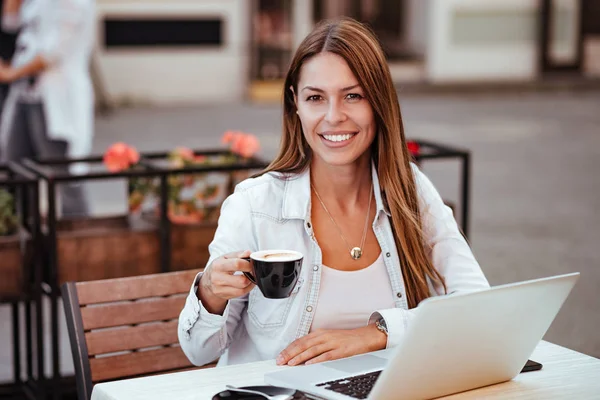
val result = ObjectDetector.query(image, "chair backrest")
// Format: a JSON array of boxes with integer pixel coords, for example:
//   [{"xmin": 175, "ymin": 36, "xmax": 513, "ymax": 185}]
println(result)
[{"xmin": 62, "ymin": 269, "xmax": 210, "ymax": 400}]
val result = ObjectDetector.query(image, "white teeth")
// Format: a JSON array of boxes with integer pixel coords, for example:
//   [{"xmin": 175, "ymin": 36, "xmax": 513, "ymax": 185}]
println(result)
[{"xmin": 323, "ymin": 133, "xmax": 355, "ymax": 142}]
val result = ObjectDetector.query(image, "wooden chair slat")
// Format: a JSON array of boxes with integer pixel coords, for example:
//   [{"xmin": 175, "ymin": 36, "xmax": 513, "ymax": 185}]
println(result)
[
  {"xmin": 76, "ymin": 269, "xmax": 200, "ymax": 305},
  {"xmin": 90, "ymin": 346, "xmax": 192, "ymax": 382},
  {"xmin": 81, "ymin": 295, "xmax": 186, "ymax": 330},
  {"xmin": 63, "ymin": 269, "xmax": 218, "ymax": 400},
  {"xmin": 86, "ymin": 320, "xmax": 179, "ymax": 356}
]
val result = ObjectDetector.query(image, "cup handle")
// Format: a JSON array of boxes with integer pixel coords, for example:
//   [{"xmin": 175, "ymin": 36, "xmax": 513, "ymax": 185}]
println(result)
[{"xmin": 240, "ymin": 257, "xmax": 256, "ymax": 284}]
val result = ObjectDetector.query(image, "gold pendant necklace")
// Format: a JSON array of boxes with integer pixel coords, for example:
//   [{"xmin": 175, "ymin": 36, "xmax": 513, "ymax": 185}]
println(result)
[{"xmin": 311, "ymin": 182, "xmax": 373, "ymax": 260}]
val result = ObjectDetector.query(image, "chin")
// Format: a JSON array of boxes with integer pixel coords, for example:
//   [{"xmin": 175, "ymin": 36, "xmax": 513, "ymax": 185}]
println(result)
[{"xmin": 316, "ymin": 152, "xmax": 363, "ymax": 167}]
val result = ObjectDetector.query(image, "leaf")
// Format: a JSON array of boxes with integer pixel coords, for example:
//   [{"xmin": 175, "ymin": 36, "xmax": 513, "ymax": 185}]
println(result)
[{"xmin": 0, "ymin": 189, "xmax": 18, "ymax": 236}]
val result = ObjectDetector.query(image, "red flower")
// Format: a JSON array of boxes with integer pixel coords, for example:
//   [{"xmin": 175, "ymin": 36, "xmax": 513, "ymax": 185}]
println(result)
[
  {"xmin": 221, "ymin": 131, "xmax": 260, "ymax": 158},
  {"xmin": 407, "ymin": 141, "xmax": 420, "ymax": 156},
  {"xmin": 221, "ymin": 130, "xmax": 239, "ymax": 144},
  {"xmin": 103, "ymin": 142, "xmax": 140, "ymax": 172},
  {"xmin": 232, "ymin": 134, "xmax": 260, "ymax": 158}
]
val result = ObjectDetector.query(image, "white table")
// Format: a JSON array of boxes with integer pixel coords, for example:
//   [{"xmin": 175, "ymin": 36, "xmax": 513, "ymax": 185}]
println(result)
[{"xmin": 91, "ymin": 341, "xmax": 600, "ymax": 400}]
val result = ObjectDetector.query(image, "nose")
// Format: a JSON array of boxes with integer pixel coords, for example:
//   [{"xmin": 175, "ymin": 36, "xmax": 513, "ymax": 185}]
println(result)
[{"xmin": 324, "ymin": 99, "xmax": 346, "ymax": 124}]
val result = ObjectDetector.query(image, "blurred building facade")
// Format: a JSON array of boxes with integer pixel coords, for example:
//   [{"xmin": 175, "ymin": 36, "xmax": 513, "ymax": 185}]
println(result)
[{"xmin": 93, "ymin": 0, "xmax": 600, "ymax": 105}]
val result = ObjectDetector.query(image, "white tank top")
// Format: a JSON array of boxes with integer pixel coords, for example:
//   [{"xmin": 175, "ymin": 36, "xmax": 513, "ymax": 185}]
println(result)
[{"xmin": 310, "ymin": 253, "xmax": 397, "ymax": 332}]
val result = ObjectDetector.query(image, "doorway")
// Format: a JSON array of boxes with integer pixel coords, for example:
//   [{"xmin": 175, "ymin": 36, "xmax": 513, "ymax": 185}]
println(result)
[
  {"xmin": 313, "ymin": 0, "xmax": 420, "ymax": 61},
  {"xmin": 248, "ymin": 0, "xmax": 293, "ymax": 102},
  {"xmin": 539, "ymin": 0, "xmax": 583, "ymax": 73}
]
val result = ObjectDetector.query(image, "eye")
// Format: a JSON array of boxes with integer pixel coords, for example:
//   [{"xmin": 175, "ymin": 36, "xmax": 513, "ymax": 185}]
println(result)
[
  {"xmin": 306, "ymin": 94, "xmax": 323, "ymax": 102},
  {"xmin": 346, "ymin": 93, "xmax": 363, "ymax": 101}
]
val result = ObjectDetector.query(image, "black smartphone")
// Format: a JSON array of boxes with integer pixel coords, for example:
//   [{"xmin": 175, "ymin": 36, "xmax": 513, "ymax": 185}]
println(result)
[{"xmin": 521, "ymin": 359, "xmax": 543, "ymax": 373}]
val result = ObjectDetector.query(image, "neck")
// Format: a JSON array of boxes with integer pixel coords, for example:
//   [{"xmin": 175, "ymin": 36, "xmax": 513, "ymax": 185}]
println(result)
[{"xmin": 310, "ymin": 154, "xmax": 372, "ymax": 211}]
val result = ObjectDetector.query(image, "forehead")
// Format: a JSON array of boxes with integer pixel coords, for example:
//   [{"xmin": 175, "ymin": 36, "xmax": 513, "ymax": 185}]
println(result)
[{"xmin": 298, "ymin": 52, "xmax": 359, "ymax": 90}]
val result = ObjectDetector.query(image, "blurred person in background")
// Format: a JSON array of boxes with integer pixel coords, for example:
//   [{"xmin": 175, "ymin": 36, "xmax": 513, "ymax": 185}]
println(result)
[
  {"xmin": 0, "ymin": 0, "xmax": 17, "ymax": 112},
  {"xmin": 0, "ymin": 0, "xmax": 95, "ymax": 217}
]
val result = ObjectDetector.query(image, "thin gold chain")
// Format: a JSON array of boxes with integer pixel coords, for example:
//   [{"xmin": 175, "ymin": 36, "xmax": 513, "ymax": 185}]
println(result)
[{"xmin": 311, "ymin": 182, "xmax": 373, "ymax": 259}]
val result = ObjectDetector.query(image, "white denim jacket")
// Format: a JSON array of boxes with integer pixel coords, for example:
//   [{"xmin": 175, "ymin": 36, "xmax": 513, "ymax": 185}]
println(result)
[{"xmin": 178, "ymin": 163, "xmax": 489, "ymax": 366}]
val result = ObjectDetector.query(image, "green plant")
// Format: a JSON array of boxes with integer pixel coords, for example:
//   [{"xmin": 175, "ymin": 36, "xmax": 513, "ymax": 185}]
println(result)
[
  {"xmin": 127, "ymin": 152, "xmax": 251, "ymax": 224},
  {"xmin": 0, "ymin": 189, "xmax": 18, "ymax": 236}
]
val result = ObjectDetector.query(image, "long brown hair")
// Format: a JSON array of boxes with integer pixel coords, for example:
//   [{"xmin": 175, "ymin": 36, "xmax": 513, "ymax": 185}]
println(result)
[{"xmin": 261, "ymin": 17, "xmax": 446, "ymax": 308}]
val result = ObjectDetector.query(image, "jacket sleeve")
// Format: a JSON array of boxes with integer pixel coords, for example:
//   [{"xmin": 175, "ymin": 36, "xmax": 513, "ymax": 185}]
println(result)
[
  {"xmin": 370, "ymin": 164, "xmax": 490, "ymax": 349},
  {"xmin": 178, "ymin": 189, "xmax": 256, "ymax": 366},
  {"xmin": 38, "ymin": 0, "xmax": 92, "ymax": 64}
]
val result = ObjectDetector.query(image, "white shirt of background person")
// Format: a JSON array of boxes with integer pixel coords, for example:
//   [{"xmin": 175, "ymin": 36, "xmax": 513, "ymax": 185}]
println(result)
[{"xmin": 1, "ymin": 0, "xmax": 96, "ymax": 174}]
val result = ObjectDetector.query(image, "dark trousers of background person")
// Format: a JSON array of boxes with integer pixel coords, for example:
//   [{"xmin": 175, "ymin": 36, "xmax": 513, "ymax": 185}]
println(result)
[
  {"xmin": 0, "ymin": 79, "xmax": 89, "ymax": 217},
  {"xmin": 0, "ymin": 83, "xmax": 10, "ymax": 113}
]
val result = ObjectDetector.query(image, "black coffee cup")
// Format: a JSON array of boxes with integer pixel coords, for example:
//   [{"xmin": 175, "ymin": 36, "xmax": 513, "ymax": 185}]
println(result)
[{"xmin": 242, "ymin": 250, "xmax": 303, "ymax": 299}]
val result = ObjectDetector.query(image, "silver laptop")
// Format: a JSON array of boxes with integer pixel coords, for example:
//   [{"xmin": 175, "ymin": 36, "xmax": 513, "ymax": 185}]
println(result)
[{"xmin": 265, "ymin": 272, "xmax": 579, "ymax": 400}]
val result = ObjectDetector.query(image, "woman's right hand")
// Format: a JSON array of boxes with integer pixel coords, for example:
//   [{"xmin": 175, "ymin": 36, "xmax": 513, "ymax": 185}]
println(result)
[{"xmin": 198, "ymin": 250, "xmax": 255, "ymax": 315}]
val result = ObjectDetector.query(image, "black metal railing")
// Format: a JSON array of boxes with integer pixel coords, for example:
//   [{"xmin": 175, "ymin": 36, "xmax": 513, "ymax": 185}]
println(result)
[
  {"xmin": 0, "ymin": 162, "xmax": 40, "ymax": 400},
  {"xmin": 412, "ymin": 139, "xmax": 471, "ymax": 238}
]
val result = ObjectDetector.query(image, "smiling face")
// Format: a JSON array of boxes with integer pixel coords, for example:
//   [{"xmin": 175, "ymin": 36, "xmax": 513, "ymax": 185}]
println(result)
[{"xmin": 294, "ymin": 52, "xmax": 376, "ymax": 168}]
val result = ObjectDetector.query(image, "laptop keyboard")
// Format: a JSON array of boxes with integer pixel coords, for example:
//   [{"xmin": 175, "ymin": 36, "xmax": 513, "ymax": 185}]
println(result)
[{"xmin": 315, "ymin": 370, "xmax": 382, "ymax": 399}]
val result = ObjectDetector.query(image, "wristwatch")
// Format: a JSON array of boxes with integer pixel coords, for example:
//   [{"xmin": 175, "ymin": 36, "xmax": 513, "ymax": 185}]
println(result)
[{"xmin": 375, "ymin": 317, "xmax": 388, "ymax": 336}]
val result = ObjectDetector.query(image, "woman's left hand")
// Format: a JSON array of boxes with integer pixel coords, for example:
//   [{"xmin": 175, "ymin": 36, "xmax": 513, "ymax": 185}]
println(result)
[{"xmin": 276, "ymin": 324, "xmax": 387, "ymax": 366}]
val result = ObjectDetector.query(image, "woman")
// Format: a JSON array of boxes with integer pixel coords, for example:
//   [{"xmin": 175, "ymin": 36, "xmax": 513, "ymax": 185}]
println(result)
[
  {"xmin": 0, "ymin": 0, "xmax": 95, "ymax": 216},
  {"xmin": 179, "ymin": 18, "xmax": 489, "ymax": 367}
]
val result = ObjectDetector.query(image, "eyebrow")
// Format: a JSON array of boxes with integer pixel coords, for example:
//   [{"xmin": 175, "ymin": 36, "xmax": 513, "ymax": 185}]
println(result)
[{"xmin": 301, "ymin": 84, "xmax": 361, "ymax": 93}]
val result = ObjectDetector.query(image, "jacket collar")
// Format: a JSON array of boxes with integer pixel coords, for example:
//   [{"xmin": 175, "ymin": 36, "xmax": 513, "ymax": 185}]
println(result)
[{"xmin": 281, "ymin": 162, "xmax": 391, "ymax": 220}]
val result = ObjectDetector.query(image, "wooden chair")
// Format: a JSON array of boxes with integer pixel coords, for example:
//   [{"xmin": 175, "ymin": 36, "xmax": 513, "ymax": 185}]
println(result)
[{"xmin": 62, "ymin": 269, "xmax": 216, "ymax": 400}]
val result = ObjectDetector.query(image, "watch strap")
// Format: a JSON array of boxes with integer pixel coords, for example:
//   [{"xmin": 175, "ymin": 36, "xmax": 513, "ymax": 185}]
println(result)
[{"xmin": 375, "ymin": 317, "xmax": 388, "ymax": 336}]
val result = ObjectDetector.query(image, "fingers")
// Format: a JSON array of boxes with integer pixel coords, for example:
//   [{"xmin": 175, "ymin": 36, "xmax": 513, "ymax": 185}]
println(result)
[
  {"xmin": 277, "ymin": 329, "xmax": 370, "ymax": 366},
  {"xmin": 277, "ymin": 332, "xmax": 323, "ymax": 365},
  {"xmin": 204, "ymin": 250, "xmax": 256, "ymax": 301},
  {"xmin": 212, "ymin": 273, "xmax": 253, "ymax": 290},
  {"xmin": 208, "ymin": 277, "xmax": 254, "ymax": 300},
  {"xmin": 277, "ymin": 342, "xmax": 301, "ymax": 366},
  {"xmin": 219, "ymin": 251, "xmax": 253, "ymax": 273},
  {"xmin": 229, "ymin": 259, "xmax": 254, "ymax": 273},
  {"xmin": 305, "ymin": 350, "xmax": 338, "ymax": 365},
  {"xmin": 288, "ymin": 344, "xmax": 333, "ymax": 366},
  {"xmin": 223, "ymin": 250, "xmax": 251, "ymax": 260}
]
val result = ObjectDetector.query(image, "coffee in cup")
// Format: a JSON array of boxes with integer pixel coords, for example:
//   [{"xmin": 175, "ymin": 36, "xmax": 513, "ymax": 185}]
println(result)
[{"xmin": 242, "ymin": 250, "xmax": 303, "ymax": 299}]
